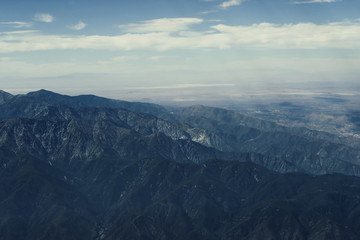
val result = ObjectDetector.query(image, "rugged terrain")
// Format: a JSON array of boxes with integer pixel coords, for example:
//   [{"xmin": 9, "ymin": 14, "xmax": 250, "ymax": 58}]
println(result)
[{"xmin": 1, "ymin": 89, "xmax": 360, "ymax": 240}]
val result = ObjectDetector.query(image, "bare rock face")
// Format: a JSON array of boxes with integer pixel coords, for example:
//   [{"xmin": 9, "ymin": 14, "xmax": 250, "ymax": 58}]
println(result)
[{"xmin": 1, "ymin": 89, "xmax": 360, "ymax": 240}]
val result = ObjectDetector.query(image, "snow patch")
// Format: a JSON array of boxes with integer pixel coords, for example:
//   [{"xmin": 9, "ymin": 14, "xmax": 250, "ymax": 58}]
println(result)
[
  {"xmin": 254, "ymin": 174, "xmax": 259, "ymax": 182},
  {"xmin": 192, "ymin": 131, "xmax": 210, "ymax": 145}
]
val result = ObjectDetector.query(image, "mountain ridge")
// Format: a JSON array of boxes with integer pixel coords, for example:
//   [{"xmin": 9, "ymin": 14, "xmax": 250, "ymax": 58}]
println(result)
[
  {"xmin": 1, "ymin": 89, "xmax": 360, "ymax": 176},
  {"xmin": 1, "ymin": 89, "xmax": 360, "ymax": 239}
]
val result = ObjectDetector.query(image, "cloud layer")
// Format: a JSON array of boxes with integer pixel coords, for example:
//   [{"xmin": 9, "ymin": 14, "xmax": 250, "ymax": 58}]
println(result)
[{"xmin": 1, "ymin": 18, "xmax": 360, "ymax": 53}]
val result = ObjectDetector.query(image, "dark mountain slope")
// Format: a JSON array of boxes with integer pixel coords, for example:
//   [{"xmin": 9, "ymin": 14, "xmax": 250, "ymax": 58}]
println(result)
[
  {"xmin": 98, "ymin": 158, "xmax": 360, "ymax": 240},
  {"xmin": 0, "ymin": 89, "xmax": 360, "ymax": 239},
  {"xmin": 0, "ymin": 117, "xmax": 297, "ymax": 174},
  {"xmin": 0, "ymin": 117, "xmax": 210, "ymax": 165},
  {"xmin": 2, "ymin": 154, "xmax": 360, "ymax": 240},
  {"xmin": 0, "ymin": 154, "xmax": 97, "ymax": 240}
]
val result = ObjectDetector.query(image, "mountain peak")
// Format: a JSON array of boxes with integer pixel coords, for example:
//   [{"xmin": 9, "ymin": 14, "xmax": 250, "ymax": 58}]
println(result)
[
  {"xmin": 27, "ymin": 89, "xmax": 61, "ymax": 97},
  {"xmin": 23, "ymin": 89, "xmax": 74, "ymax": 105},
  {"xmin": 0, "ymin": 90, "xmax": 13, "ymax": 104}
]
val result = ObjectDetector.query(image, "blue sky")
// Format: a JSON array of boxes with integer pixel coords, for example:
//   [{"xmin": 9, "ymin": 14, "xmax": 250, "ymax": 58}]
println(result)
[{"xmin": 1, "ymin": 0, "xmax": 359, "ymax": 102}]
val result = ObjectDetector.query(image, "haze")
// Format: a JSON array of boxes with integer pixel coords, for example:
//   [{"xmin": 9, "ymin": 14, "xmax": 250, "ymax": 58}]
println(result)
[{"xmin": 1, "ymin": 0, "xmax": 359, "ymax": 104}]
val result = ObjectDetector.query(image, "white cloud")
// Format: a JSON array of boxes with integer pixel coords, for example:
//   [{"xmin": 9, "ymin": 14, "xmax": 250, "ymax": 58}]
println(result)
[
  {"xmin": 293, "ymin": 0, "xmax": 338, "ymax": 4},
  {"xmin": 1, "ymin": 19, "xmax": 360, "ymax": 53},
  {"xmin": 34, "ymin": 13, "xmax": 54, "ymax": 23},
  {"xmin": 0, "ymin": 22, "xmax": 32, "ymax": 28},
  {"xmin": 202, "ymin": 0, "xmax": 245, "ymax": 14},
  {"xmin": 201, "ymin": 10, "xmax": 218, "ymax": 14},
  {"xmin": 219, "ymin": 0, "xmax": 245, "ymax": 9},
  {"xmin": 0, "ymin": 30, "xmax": 39, "ymax": 35},
  {"xmin": 69, "ymin": 21, "xmax": 87, "ymax": 30},
  {"xmin": 119, "ymin": 18, "xmax": 203, "ymax": 33}
]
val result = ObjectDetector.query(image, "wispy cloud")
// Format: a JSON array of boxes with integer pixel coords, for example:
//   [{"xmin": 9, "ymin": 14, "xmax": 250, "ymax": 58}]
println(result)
[
  {"xmin": 119, "ymin": 18, "xmax": 203, "ymax": 33},
  {"xmin": 293, "ymin": 0, "xmax": 339, "ymax": 4},
  {"xmin": 1, "ymin": 19, "xmax": 360, "ymax": 53},
  {"xmin": 69, "ymin": 21, "xmax": 87, "ymax": 30},
  {"xmin": 201, "ymin": 9, "xmax": 219, "ymax": 14},
  {"xmin": 34, "ymin": 13, "xmax": 54, "ymax": 23},
  {"xmin": 202, "ymin": 0, "xmax": 245, "ymax": 14},
  {"xmin": 0, "ymin": 30, "xmax": 38, "ymax": 35},
  {"xmin": 0, "ymin": 22, "xmax": 33, "ymax": 28},
  {"xmin": 219, "ymin": 0, "xmax": 246, "ymax": 9}
]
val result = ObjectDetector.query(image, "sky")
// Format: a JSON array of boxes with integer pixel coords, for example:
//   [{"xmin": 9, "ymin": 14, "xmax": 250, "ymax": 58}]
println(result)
[{"xmin": 0, "ymin": 0, "xmax": 359, "ymax": 103}]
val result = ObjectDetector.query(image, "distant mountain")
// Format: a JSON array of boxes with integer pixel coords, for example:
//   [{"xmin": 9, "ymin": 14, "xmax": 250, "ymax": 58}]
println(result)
[
  {"xmin": 169, "ymin": 105, "xmax": 360, "ymax": 175},
  {"xmin": 1, "ymin": 89, "xmax": 360, "ymax": 176},
  {"xmin": 0, "ymin": 89, "xmax": 168, "ymax": 119},
  {"xmin": 1, "ymin": 89, "xmax": 360, "ymax": 239},
  {"xmin": 171, "ymin": 104, "xmax": 353, "ymax": 146}
]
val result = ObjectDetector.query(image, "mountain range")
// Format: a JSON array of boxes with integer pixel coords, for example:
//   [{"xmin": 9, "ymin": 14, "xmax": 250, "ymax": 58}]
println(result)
[{"xmin": 1, "ymin": 89, "xmax": 360, "ymax": 240}]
